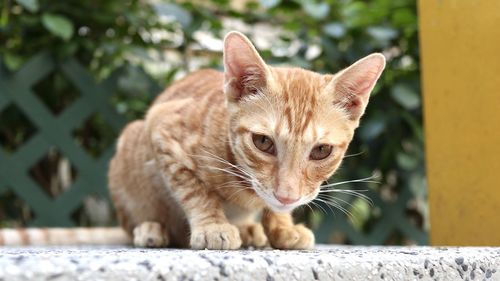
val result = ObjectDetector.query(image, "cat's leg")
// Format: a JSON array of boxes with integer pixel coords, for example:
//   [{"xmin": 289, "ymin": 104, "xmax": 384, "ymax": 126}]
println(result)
[
  {"xmin": 237, "ymin": 223, "xmax": 268, "ymax": 248},
  {"xmin": 164, "ymin": 170, "xmax": 241, "ymax": 249},
  {"xmin": 133, "ymin": 221, "xmax": 169, "ymax": 248},
  {"xmin": 149, "ymin": 125, "xmax": 241, "ymax": 250},
  {"xmin": 109, "ymin": 120, "xmax": 189, "ymax": 248},
  {"xmin": 162, "ymin": 168, "xmax": 241, "ymax": 250},
  {"xmin": 225, "ymin": 204, "xmax": 268, "ymax": 248},
  {"xmin": 262, "ymin": 210, "xmax": 315, "ymax": 249}
]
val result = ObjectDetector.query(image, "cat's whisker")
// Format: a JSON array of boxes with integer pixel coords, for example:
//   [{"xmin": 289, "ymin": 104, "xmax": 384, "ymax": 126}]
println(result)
[
  {"xmin": 192, "ymin": 152, "xmax": 245, "ymax": 171},
  {"xmin": 213, "ymin": 180, "xmax": 251, "ymax": 191},
  {"xmin": 313, "ymin": 197, "xmax": 345, "ymax": 216},
  {"xmin": 319, "ymin": 194, "xmax": 361, "ymax": 214},
  {"xmin": 218, "ymin": 179, "xmax": 250, "ymax": 185},
  {"xmin": 320, "ymin": 174, "xmax": 380, "ymax": 189},
  {"xmin": 251, "ymin": 183, "xmax": 268, "ymax": 199},
  {"xmin": 216, "ymin": 180, "xmax": 250, "ymax": 187},
  {"xmin": 309, "ymin": 200, "xmax": 328, "ymax": 215},
  {"xmin": 195, "ymin": 158, "xmax": 252, "ymax": 180},
  {"xmin": 343, "ymin": 150, "xmax": 366, "ymax": 159},
  {"xmin": 303, "ymin": 202, "xmax": 316, "ymax": 217},
  {"xmin": 311, "ymin": 199, "xmax": 334, "ymax": 214},
  {"xmin": 226, "ymin": 186, "xmax": 253, "ymax": 202},
  {"xmin": 205, "ymin": 165, "xmax": 250, "ymax": 179},
  {"xmin": 321, "ymin": 180, "xmax": 379, "ymax": 188},
  {"xmin": 316, "ymin": 194, "xmax": 351, "ymax": 213},
  {"xmin": 319, "ymin": 195, "xmax": 362, "ymax": 225},
  {"xmin": 193, "ymin": 151, "xmax": 254, "ymax": 178},
  {"xmin": 318, "ymin": 189, "xmax": 373, "ymax": 206},
  {"xmin": 245, "ymin": 193, "xmax": 261, "ymax": 209},
  {"xmin": 201, "ymin": 165, "xmax": 253, "ymax": 182},
  {"xmin": 315, "ymin": 197, "xmax": 356, "ymax": 222}
]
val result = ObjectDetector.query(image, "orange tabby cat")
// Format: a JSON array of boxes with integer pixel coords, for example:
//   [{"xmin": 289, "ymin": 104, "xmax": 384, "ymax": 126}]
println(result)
[{"xmin": 107, "ymin": 31, "xmax": 385, "ymax": 250}]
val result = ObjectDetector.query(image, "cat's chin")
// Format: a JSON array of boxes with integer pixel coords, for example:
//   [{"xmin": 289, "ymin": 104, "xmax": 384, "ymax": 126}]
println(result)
[
  {"xmin": 265, "ymin": 198, "xmax": 309, "ymax": 213},
  {"xmin": 266, "ymin": 203, "xmax": 297, "ymax": 213}
]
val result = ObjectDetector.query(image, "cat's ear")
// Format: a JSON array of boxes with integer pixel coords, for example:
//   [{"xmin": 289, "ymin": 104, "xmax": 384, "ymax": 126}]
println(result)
[
  {"xmin": 223, "ymin": 31, "xmax": 269, "ymax": 103},
  {"xmin": 330, "ymin": 53, "xmax": 386, "ymax": 123}
]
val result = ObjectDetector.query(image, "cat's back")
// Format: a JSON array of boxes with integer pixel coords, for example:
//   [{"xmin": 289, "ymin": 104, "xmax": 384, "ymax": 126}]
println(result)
[{"xmin": 153, "ymin": 69, "xmax": 224, "ymax": 105}]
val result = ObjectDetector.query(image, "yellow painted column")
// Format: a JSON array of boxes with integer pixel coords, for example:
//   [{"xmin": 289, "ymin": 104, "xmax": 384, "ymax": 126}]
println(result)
[{"xmin": 419, "ymin": 1, "xmax": 500, "ymax": 245}]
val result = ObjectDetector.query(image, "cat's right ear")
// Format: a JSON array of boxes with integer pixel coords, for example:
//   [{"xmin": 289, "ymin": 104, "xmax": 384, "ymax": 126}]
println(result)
[
  {"xmin": 223, "ymin": 31, "xmax": 269, "ymax": 103},
  {"xmin": 329, "ymin": 53, "xmax": 386, "ymax": 124}
]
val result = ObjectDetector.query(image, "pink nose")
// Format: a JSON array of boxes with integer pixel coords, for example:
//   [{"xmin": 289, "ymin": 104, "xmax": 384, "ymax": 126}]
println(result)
[{"xmin": 274, "ymin": 193, "xmax": 299, "ymax": 205}]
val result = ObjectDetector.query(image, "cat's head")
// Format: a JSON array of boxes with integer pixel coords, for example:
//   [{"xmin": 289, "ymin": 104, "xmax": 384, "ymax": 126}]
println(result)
[{"xmin": 223, "ymin": 31, "xmax": 385, "ymax": 212}]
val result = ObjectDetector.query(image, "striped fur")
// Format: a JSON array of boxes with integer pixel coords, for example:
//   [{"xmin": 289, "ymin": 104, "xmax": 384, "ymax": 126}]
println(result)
[
  {"xmin": 0, "ymin": 32, "xmax": 384, "ymax": 249},
  {"xmin": 0, "ymin": 227, "xmax": 130, "ymax": 246}
]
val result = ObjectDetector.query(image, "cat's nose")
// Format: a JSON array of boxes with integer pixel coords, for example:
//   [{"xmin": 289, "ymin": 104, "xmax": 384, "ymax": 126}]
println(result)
[{"xmin": 273, "ymin": 193, "xmax": 299, "ymax": 205}]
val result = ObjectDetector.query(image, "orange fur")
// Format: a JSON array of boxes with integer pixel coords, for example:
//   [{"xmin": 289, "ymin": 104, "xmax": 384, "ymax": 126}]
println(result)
[
  {"xmin": 107, "ymin": 31, "xmax": 385, "ymax": 249},
  {"xmin": 0, "ymin": 228, "xmax": 129, "ymax": 246}
]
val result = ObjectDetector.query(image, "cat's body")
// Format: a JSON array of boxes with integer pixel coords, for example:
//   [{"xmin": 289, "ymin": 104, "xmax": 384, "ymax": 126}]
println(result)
[
  {"xmin": 108, "ymin": 69, "xmax": 268, "ymax": 248},
  {"xmin": 0, "ymin": 32, "xmax": 385, "ymax": 248},
  {"xmin": 108, "ymin": 32, "xmax": 385, "ymax": 250}
]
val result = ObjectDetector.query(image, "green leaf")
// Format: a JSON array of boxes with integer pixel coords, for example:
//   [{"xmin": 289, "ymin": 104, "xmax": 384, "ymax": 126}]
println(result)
[
  {"xmin": 0, "ymin": 4, "xmax": 9, "ymax": 27},
  {"xmin": 396, "ymin": 152, "xmax": 419, "ymax": 170},
  {"xmin": 260, "ymin": 0, "xmax": 281, "ymax": 9},
  {"xmin": 409, "ymin": 172, "xmax": 427, "ymax": 198},
  {"xmin": 391, "ymin": 83, "xmax": 420, "ymax": 110},
  {"xmin": 359, "ymin": 117, "xmax": 386, "ymax": 141},
  {"xmin": 4, "ymin": 53, "xmax": 24, "ymax": 71},
  {"xmin": 342, "ymin": 2, "xmax": 368, "ymax": 27},
  {"xmin": 400, "ymin": 111, "xmax": 424, "ymax": 142},
  {"xmin": 367, "ymin": 26, "xmax": 398, "ymax": 42},
  {"xmin": 15, "ymin": 0, "xmax": 39, "ymax": 13},
  {"xmin": 302, "ymin": 2, "xmax": 329, "ymax": 20},
  {"xmin": 350, "ymin": 198, "xmax": 371, "ymax": 231},
  {"xmin": 154, "ymin": 3, "xmax": 192, "ymax": 28},
  {"xmin": 41, "ymin": 13, "xmax": 74, "ymax": 41},
  {"xmin": 392, "ymin": 8, "xmax": 416, "ymax": 27},
  {"xmin": 322, "ymin": 23, "xmax": 346, "ymax": 38}
]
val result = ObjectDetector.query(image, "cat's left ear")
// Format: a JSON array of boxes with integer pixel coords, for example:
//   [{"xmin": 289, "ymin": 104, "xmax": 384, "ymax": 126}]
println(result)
[
  {"xmin": 223, "ymin": 31, "xmax": 269, "ymax": 103},
  {"xmin": 329, "ymin": 53, "xmax": 386, "ymax": 124}
]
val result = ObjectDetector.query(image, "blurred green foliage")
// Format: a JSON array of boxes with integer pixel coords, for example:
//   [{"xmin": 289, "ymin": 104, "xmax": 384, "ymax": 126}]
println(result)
[{"xmin": 0, "ymin": 0, "xmax": 426, "ymax": 244}]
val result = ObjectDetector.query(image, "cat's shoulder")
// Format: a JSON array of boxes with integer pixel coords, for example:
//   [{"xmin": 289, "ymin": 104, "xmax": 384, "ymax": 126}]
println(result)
[
  {"xmin": 168, "ymin": 68, "xmax": 223, "ymax": 91},
  {"xmin": 178, "ymin": 68, "xmax": 223, "ymax": 85},
  {"xmin": 154, "ymin": 68, "xmax": 224, "ymax": 105}
]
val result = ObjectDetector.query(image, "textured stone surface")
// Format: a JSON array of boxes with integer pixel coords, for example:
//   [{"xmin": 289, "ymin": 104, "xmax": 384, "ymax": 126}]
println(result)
[{"xmin": 0, "ymin": 246, "xmax": 499, "ymax": 281}]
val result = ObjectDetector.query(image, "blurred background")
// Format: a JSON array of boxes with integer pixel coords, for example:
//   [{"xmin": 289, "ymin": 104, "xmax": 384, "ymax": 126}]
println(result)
[{"xmin": 0, "ymin": 0, "xmax": 426, "ymax": 245}]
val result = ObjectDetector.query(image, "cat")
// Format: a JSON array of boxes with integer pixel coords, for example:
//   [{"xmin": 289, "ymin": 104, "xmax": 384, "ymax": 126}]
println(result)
[
  {"xmin": 106, "ymin": 31, "xmax": 385, "ymax": 250},
  {"xmin": 0, "ymin": 31, "xmax": 385, "ymax": 248}
]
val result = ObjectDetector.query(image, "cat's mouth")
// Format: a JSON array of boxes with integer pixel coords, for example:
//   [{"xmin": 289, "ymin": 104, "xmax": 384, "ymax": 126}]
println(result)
[{"xmin": 250, "ymin": 183, "xmax": 308, "ymax": 212}]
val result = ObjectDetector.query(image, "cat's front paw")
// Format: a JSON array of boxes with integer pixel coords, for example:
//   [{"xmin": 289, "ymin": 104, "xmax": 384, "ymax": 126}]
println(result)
[
  {"xmin": 267, "ymin": 224, "xmax": 315, "ymax": 250},
  {"xmin": 238, "ymin": 223, "xmax": 268, "ymax": 248},
  {"xmin": 190, "ymin": 223, "xmax": 242, "ymax": 250},
  {"xmin": 133, "ymin": 221, "xmax": 169, "ymax": 248}
]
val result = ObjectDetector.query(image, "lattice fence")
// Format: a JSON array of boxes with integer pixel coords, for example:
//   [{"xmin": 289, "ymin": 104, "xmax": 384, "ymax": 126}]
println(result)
[
  {"xmin": 0, "ymin": 52, "xmax": 133, "ymax": 226},
  {"xmin": 0, "ymin": 52, "xmax": 427, "ymax": 244}
]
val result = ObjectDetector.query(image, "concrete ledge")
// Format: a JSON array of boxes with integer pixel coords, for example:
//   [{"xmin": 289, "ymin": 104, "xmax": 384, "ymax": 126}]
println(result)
[{"xmin": 0, "ymin": 246, "xmax": 499, "ymax": 281}]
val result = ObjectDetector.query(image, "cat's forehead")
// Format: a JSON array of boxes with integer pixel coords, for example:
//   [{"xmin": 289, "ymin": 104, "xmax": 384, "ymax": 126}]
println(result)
[
  {"xmin": 269, "ymin": 68, "xmax": 345, "ymax": 139},
  {"xmin": 273, "ymin": 110, "xmax": 349, "ymax": 145},
  {"xmin": 271, "ymin": 67, "xmax": 330, "ymax": 96}
]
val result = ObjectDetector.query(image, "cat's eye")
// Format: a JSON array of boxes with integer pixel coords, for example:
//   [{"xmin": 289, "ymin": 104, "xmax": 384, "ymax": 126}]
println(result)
[
  {"xmin": 252, "ymin": 134, "xmax": 276, "ymax": 155},
  {"xmin": 309, "ymin": 144, "xmax": 333, "ymax": 160}
]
